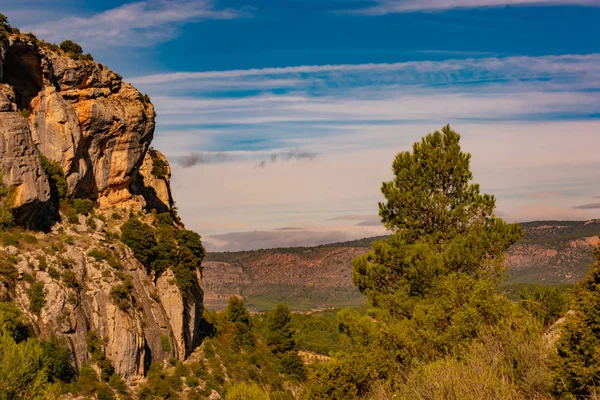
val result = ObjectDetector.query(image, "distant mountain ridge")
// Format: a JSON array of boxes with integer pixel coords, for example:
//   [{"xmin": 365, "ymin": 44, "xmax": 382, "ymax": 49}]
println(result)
[{"xmin": 203, "ymin": 220, "xmax": 600, "ymax": 311}]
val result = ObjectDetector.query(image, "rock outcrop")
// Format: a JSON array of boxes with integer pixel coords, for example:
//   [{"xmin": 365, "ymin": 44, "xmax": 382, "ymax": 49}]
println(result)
[
  {"xmin": 0, "ymin": 83, "xmax": 51, "ymax": 225},
  {"xmin": 1, "ymin": 34, "xmax": 155, "ymax": 213},
  {"xmin": 0, "ymin": 33, "xmax": 204, "ymax": 382}
]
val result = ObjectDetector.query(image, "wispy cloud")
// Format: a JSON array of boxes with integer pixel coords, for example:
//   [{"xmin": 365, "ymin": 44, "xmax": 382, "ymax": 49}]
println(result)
[
  {"xmin": 26, "ymin": 0, "xmax": 244, "ymax": 49},
  {"xmin": 573, "ymin": 202, "xmax": 600, "ymax": 210},
  {"xmin": 177, "ymin": 149, "xmax": 318, "ymax": 168},
  {"xmin": 129, "ymin": 54, "xmax": 600, "ymax": 86},
  {"xmin": 254, "ymin": 149, "xmax": 317, "ymax": 168},
  {"xmin": 179, "ymin": 152, "xmax": 229, "ymax": 167},
  {"xmin": 353, "ymin": 0, "xmax": 600, "ymax": 15}
]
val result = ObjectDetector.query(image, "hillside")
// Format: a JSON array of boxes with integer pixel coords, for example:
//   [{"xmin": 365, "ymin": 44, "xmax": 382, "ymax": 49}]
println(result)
[{"xmin": 203, "ymin": 220, "xmax": 600, "ymax": 311}]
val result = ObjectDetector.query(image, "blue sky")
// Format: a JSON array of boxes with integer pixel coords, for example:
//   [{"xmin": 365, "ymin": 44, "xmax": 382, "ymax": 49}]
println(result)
[{"xmin": 3, "ymin": 0, "xmax": 600, "ymax": 250}]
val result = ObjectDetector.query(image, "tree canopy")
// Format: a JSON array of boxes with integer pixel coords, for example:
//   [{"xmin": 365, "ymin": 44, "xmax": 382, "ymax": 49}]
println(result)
[{"xmin": 309, "ymin": 125, "xmax": 524, "ymax": 398}]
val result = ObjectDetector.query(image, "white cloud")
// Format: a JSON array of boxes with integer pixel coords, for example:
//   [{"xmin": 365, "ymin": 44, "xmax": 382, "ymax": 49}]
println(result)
[
  {"xmin": 129, "ymin": 54, "xmax": 600, "ymax": 86},
  {"xmin": 355, "ymin": 0, "xmax": 600, "ymax": 15},
  {"xmin": 26, "ymin": 0, "xmax": 243, "ymax": 49}
]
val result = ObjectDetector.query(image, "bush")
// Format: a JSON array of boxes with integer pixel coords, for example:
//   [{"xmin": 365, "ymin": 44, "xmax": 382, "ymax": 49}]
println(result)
[
  {"xmin": 110, "ymin": 276, "xmax": 134, "ymax": 312},
  {"xmin": 88, "ymin": 248, "xmax": 109, "ymax": 261},
  {"xmin": 161, "ymin": 334, "xmax": 171, "ymax": 353},
  {"xmin": 27, "ymin": 282, "xmax": 45, "ymax": 314},
  {"xmin": 73, "ymin": 198, "xmax": 94, "ymax": 215},
  {"xmin": 226, "ymin": 382, "xmax": 269, "ymax": 400},
  {"xmin": 120, "ymin": 218, "xmax": 157, "ymax": 270},
  {"xmin": 59, "ymin": 39, "xmax": 83, "ymax": 55},
  {"xmin": 61, "ymin": 270, "xmax": 81, "ymax": 291},
  {"xmin": 42, "ymin": 336, "xmax": 76, "ymax": 383},
  {"xmin": 149, "ymin": 149, "xmax": 168, "ymax": 179},
  {"xmin": 21, "ymin": 233, "xmax": 37, "ymax": 244},
  {"xmin": 39, "ymin": 154, "xmax": 68, "ymax": 201},
  {"xmin": 519, "ymin": 284, "xmax": 569, "ymax": 327},
  {"xmin": 47, "ymin": 266, "xmax": 60, "ymax": 279},
  {"xmin": 36, "ymin": 256, "xmax": 48, "ymax": 271}
]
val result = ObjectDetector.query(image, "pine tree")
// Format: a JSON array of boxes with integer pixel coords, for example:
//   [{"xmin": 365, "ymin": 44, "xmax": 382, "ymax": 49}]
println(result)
[
  {"xmin": 308, "ymin": 125, "xmax": 523, "ymax": 398},
  {"xmin": 265, "ymin": 304, "xmax": 295, "ymax": 355},
  {"xmin": 554, "ymin": 245, "xmax": 600, "ymax": 396}
]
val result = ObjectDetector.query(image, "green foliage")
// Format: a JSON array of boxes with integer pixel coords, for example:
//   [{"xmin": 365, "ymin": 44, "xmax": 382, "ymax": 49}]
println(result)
[
  {"xmin": 61, "ymin": 270, "xmax": 81, "ymax": 291},
  {"xmin": 161, "ymin": 334, "xmax": 171, "ymax": 353},
  {"xmin": 149, "ymin": 148, "xmax": 168, "ymax": 178},
  {"xmin": 554, "ymin": 245, "xmax": 600, "ymax": 396},
  {"xmin": 39, "ymin": 154, "xmax": 68, "ymax": 202},
  {"xmin": 0, "ymin": 330, "xmax": 48, "ymax": 399},
  {"xmin": 88, "ymin": 248, "xmax": 109, "ymax": 261},
  {"xmin": 518, "ymin": 284, "xmax": 569, "ymax": 327},
  {"xmin": 0, "ymin": 302, "xmax": 29, "ymax": 343},
  {"xmin": 226, "ymin": 381, "xmax": 269, "ymax": 400},
  {"xmin": 308, "ymin": 126, "xmax": 524, "ymax": 397},
  {"xmin": 59, "ymin": 39, "xmax": 83, "ymax": 55},
  {"xmin": 36, "ymin": 255, "xmax": 48, "ymax": 271},
  {"xmin": 265, "ymin": 304, "xmax": 295, "ymax": 355},
  {"xmin": 108, "ymin": 373, "xmax": 128, "ymax": 395},
  {"xmin": 27, "ymin": 281, "xmax": 45, "ymax": 314},
  {"xmin": 21, "ymin": 233, "xmax": 37, "ymax": 244},
  {"xmin": 72, "ymin": 198, "xmax": 94, "ymax": 215},
  {"xmin": 120, "ymin": 217, "xmax": 205, "ymax": 298},
  {"xmin": 48, "ymin": 266, "xmax": 60, "ymax": 280},
  {"xmin": 41, "ymin": 336, "xmax": 76, "ymax": 383},
  {"xmin": 120, "ymin": 218, "xmax": 157, "ymax": 270},
  {"xmin": 0, "ymin": 171, "xmax": 15, "ymax": 231},
  {"xmin": 110, "ymin": 276, "xmax": 134, "ymax": 312},
  {"xmin": 289, "ymin": 310, "xmax": 352, "ymax": 355},
  {"xmin": 389, "ymin": 313, "xmax": 553, "ymax": 400},
  {"xmin": 97, "ymin": 385, "xmax": 116, "ymax": 400},
  {"xmin": 18, "ymin": 108, "xmax": 30, "ymax": 118}
]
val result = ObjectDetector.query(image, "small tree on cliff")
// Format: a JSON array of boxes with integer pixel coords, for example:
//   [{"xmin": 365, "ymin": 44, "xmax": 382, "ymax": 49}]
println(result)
[
  {"xmin": 554, "ymin": 244, "xmax": 600, "ymax": 396},
  {"xmin": 308, "ymin": 125, "xmax": 523, "ymax": 398}
]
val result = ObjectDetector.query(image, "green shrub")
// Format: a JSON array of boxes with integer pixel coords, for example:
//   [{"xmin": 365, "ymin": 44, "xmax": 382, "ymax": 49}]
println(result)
[
  {"xmin": 18, "ymin": 108, "xmax": 30, "ymax": 118},
  {"xmin": 97, "ymin": 385, "xmax": 116, "ymax": 400},
  {"xmin": 21, "ymin": 234, "xmax": 37, "ymax": 244},
  {"xmin": 88, "ymin": 248, "xmax": 109, "ymax": 261},
  {"xmin": 41, "ymin": 336, "xmax": 76, "ymax": 383},
  {"xmin": 47, "ymin": 266, "xmax": 60, "ymax": 280},
  {"xmin": 0, "ymin": 258, "xmax": 17, "ymax": 281},
  {"xmin": 226, "ymin": 382, "xmax": 269, "ymax": 400},
  {"xmin": 120, "ymin": 218, "xmax": 157, "ymax": 270},
  {"xmin": 519, "ymin": 284, "xmax": 569, "ymax": 327},
  {"xmin": 0, "ymin": 175, "xmax": 14, "ymax": 226},
  {"xmin": 87, "ymin": 217, "xmax": 97, "ymax": 230},
  {"xmin": 27, "ymin": 282, "xmax": 45, "ymax": 314},
  {"xmin": 59, "ymin": 39, "xmax": 83, "ymax": 55},
  {"xmin": 39, "ymin": 154, "xmax": 68, "ymax": 201},
  {"xmin": 61, "ymin": 270, "xmax": 81, "ymax": 291},
  {"xmin": 36, "ymin": 256, "xmax": 48, "ymax": 271},
  {"xmin": 73, "ymin": 198, "xmax": 94, "ymax": 215},
  {"xmin": 110, "ymin": 276, "xmax": 134, "ymax": 312},
  {"xmin": 149, "ymin": 149, "xmax": 168, "ymax": 178},
  {"xmin": 161, "ymin": 334, "xmax": 171, "ymax": 353},
  {"xmin": 111, "ymin": 212, "xmax": 121, "ymax": 220},
  {"xmin": 108, "ymin": 373, "xmax": 128, "ymax": 394}
]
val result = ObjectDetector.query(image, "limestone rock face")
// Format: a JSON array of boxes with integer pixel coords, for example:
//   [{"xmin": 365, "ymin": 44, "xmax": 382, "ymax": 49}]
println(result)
[
  {"xmin": 7, "ymin": 219, "xmax": 203, "ymax": 380},
  {"xmin": 132, "ymin": 149, "xmax": 174, "ymax": 213},
  {"xmin": 0, "ymin": 35, "xmax": 155, "ymax": 209},
  {"xmin": 0, "ymin": 33, "xmax": 205, "ymax": 382},
  {"xmin": 0, "ymin": 84, "xmax": 51, "ymax": 225}
]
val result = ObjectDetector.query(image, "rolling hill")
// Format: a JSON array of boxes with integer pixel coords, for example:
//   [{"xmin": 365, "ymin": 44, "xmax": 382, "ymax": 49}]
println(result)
[{"xmin": 203, "ymin": 221, "xmax": 600, "ymax": 311}]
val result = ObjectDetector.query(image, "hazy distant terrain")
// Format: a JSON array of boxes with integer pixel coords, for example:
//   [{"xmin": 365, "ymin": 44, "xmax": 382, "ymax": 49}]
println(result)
[{"xmin": 203, "ymin": 222, "xmax": 600, "ymax": 311}]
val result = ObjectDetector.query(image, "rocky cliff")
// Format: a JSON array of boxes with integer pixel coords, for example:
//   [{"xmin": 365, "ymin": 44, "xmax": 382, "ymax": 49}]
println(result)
[{"xmin": 0, "ymin": 32, "xmax": 204, "ymax": 383}]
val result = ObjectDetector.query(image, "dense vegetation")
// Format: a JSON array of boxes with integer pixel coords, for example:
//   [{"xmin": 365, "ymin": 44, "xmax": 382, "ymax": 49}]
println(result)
[{"xmin": 120, "ymin": 213, "xmax": 205, "ymax": 298}]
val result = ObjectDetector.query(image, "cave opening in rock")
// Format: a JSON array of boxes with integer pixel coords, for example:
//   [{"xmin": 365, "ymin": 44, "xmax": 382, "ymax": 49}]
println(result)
[{"xmin": 2, "ymin": 45, "xmax": 43, "ymax": 110}]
